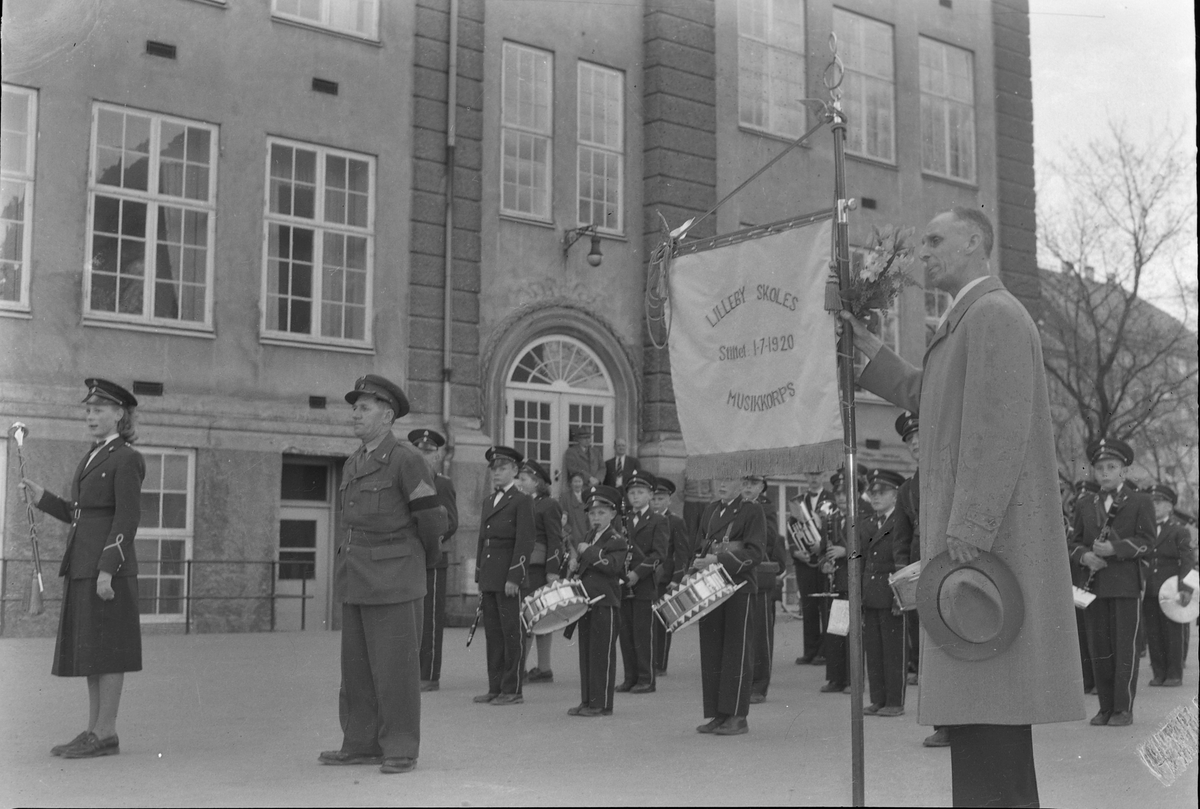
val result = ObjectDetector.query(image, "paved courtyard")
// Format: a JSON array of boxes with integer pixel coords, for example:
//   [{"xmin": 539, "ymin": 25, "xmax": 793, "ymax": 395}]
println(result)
[{"xmin": 1, "ymin": 613, "xmax": 1195, "ymax": 807}]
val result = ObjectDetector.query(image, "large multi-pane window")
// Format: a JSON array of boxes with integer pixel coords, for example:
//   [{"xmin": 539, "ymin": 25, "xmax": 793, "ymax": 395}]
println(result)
[
  {"xmin": 834, "ymin": 10, "xmax": 895, "ymax": 163},
  {"xmin": 501, "ymin": 42, "xmax": 553, "ymax": 219},
  {"xmin": 272, "ymin": 0, "xmax": 378, "ymax": 40},
  {"xmin": 85, "ymin": 105, "xmax": 217, "ymax": 329},
  {"xmin": 919, "ymin": 37, "xmax": 976, "ymax": 182},
  {"xmin": 262, "ymin": 139, "xmax": 374, "ymax": 347},
  {"xmin": 577, "ymin": 62, "xmax": 623, "ymax": 233},
  {"xmin": 136, "ymin": 448, "xmax": 194, "ymax": 622},
  {"xmin": 1, "ymin": 85, "xmax": 36, "ymax": 311},
  {"xmin": 738, "ymin": 0, "xmax": 806, "ymax": 138}
]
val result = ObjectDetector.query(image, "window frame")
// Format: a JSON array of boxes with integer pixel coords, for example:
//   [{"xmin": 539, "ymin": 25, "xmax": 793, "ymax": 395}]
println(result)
[
  {"xmin": 575, "ymin": 60, "xmax": 625, "ymax": 235},
  {"xmin": 833, "ymin": 9, "xmax": 896, "ymax": 165},
  {"xmin": 918, "ymin": 36, "xmax": 977, "ymax": 183},
  {"xmin": 737, "ymin": 0, "xmax": 808, "ymax": 139},
  {"xmin": 270, "ymin": 0, "xmax": 380, "ymax": 41},
  {"xmin": 135, "ymin": 446, "xmax": 196, "ymax": 624},
  {"xmin": 924, "ymin": 276, "xmax": 953, "ymax": 345},
  {"xmin": 260, "ymin": 136, "xmax": 376, "ymax": 351},
  {"xmin": 83, "ymin": 103, "xmax": 219, "ymax": 332},
  {"xmin": 500, "ymin": 41, "xmax": 554, "ymax": 223},
  {"xmin": 0, "ymin": 84, "xmax": 37, "ymax": 314}
]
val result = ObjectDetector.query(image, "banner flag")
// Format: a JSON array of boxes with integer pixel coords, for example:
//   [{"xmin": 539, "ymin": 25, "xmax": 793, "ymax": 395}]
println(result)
[{"xmin": 667, "ymin": 217, "xmax": 842, "ymax": 478}]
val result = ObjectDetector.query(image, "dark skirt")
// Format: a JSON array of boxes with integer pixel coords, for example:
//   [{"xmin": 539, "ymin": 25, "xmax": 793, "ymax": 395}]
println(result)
[{"xmin": 52, "ymin": 577, "xmax": 143, "ymax": 677}]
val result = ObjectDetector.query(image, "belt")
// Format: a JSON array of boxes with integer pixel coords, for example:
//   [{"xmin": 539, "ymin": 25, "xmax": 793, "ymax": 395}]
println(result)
[
  {"xmin": 345, "ymin": 528, "xmax": 410, "ymax": 548},
  {"xmin": 711, "ymin": 541, "xmax": 744, "ymax": 553},
  {"xmin": 483, "ymin": 538, "xmax": 516, "ymax": 548},
  {"xmin": 73, "ymin": 506, "xmax": 116, "ymax": 520}
]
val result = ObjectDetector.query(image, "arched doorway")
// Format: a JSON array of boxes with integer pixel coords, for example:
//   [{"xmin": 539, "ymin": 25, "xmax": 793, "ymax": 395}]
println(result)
[{"xmin": 505, "ymin": 335, "xmax": 615, "ymax": 488}]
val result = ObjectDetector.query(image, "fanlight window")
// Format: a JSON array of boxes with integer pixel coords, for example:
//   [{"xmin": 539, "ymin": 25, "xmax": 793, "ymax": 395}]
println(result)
[{"xmin": 509, "ymin": 338, "xmax": 611, "ymax": 392}]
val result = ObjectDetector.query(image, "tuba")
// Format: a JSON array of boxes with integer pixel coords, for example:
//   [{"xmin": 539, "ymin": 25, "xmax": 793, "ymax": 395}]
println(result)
[{"xmin": 787, "ymin": 500, "xmax": 825, "ymax": 564}]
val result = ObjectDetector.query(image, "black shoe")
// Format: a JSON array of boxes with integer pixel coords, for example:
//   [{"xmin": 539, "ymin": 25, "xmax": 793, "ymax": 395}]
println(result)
[
  {"xmin": 567, "ymin": 703, "xmax": 587, "ymax": 716},
  {"xmin": 796, "ymin": 654, "xmax": 816, "ymax": 665},
  {"xmin": 630, "ymin": 683, "xmax": 656, "ymax": 694},
  {"xmin": 577, "ymin": 706, "xmax": 607, "ymax": 717},
  {"xmin": 526, "ymin": 668, "xmax": 554, "ymax": 683},
  {"xmin": 906, "ymin": 672, "xmax": 918, "ymax": 686},
  {"xmin": 419, "ymin": 680, "xmax": 439, "ymax": 692},
  {"xmin": 713, "ymin": 716, "xmax": 749, "ymax": 736},
  {"xmin": 1084, "ymin": 686, "xmax": 1096, "ymax": 695},
  {"xmin": 1089, "ymin": 710, "xmax": 1111, "ymax": 726},
  {"xmin": 1108, "ymin": 711, "xmax": 1133, "ymax": 726},
  {"xmin": 654, "ymin": 667, "xmax": 667, "ymax": 676},
  {"xmin": 864, "ymin": 703, "xmax": 882, "ymax": 715},
  {"xmin": 923, "ymin": 728, "xmax": 951, "ymax": 748},
  {"xmin": 697, "ymin": 715, "xmax": 726, "ymax": 734},
  {"xmin": 51, "ymin": 731, "xmax": 90, "ymax": 757},
  {"xmin": 380, "ymin": 757, "xmax": 416, "ymax": 774},
  {"xmin": 1163, "ymin": 678, "xmax": 1183, "ymax": 687},
  {"xmin": 876, "ymin": 705, "xmax": 904, "ymax": 717},
  {"xmin": 811, "ymin": 655, "xmax": 826, "ymax": 665},
  {"xmin": 615, "ymin": 681, "xmax": 634, "ymax": 693},
  {"xmin": 819, "ymin": 682, "xmax": 847, "ymax": 693},
  {"xmin": 61, "ymin": 733, "xmax": 119, "ymax": 759},
  {"xmin": 320, "ymin": 749, "xmax": 383, "ymax": 765},
  {"xmin": 1148, "ymin": 677, "xmax": 1165, "ymax": 686},
  {"xmin": 491, "ymin": 693, "xmax": 524, "ymax": 706}
]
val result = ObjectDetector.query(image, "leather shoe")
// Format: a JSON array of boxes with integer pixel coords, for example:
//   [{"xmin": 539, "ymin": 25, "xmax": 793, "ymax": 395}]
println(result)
[
  {"xmin": 819, "ymin": 682, "xmax": 847, "ymax": 693},
  {"xmin": 1163, "ymin": 678, "xmax": 1183, "ymax": 687},
  {"xmin": 654, "ymin": 667, "xmax": 667, "ymax": 676},
  {"xmin": 796, "ymin": 654, "xmax": 815, "ymax": 665},
  {"xmin": 567, "ymin": 703, "xmax": 587, "ymax": 716},
  {"xmin": 749, "ymin": 693, "xmax": 766, "ymax": 704},
  {"xmin": 630, "ymin": 683, "xmax": 656, "ymax": 694},
  {"xmin": 380, "ymin": 757, "xmax": 416, "ymax": 774},
  {"xmin": 697, "ymin": 716, "xmax": 726, "ymax": 734},
  {"xmin": 1148, "ymin": 677, "xmax": 1164, "ymax": 686},
  {"xmin": 526, "ymin": 668, "xmax": 553, "ymax": 683},
  {"xmin": 491, "ymin": 693, "xmax": 523, "ymax": 705},
  {"xmin": 319, "ymin": 749, "xmax": 383, "ymax": 765},
  {"xmin": 577, "ymin": 706, "xmax": 606, "ymax": 717},
  {"xmin": 62, "ymin": 733, "xmax": 119, "ymax": 759},
  {"xmin": 1108, "ymin": 711, "xmax": 1133, "ymax": 726},
  {"xmin": 713, "ymin": 716, "xmax": 749, "ymax": 736},
  {"xmin": 615, "ymin": 681, "xmax": 634, "ymax": 693},
  {"xmin": 420, "ymin": 680, "xmax": 439, "ymax": 692},
  {"xmin": 473, "ymin": 693, "xmax": 499, "ymax": 703},
  {"xmin": 923, "ymin": 728, "xmax": 951, "ymax": 748},
  {"xmin": 906, "ymin": 673, "xmax": 918, "ymax": 686},
  {"xmin": 51, "ymin": 731, "xmax": 90, "ymax": 757},
  {"xmin": 1089, "ymin": 710, "xmax": 1111, "ymax": 726},
  {"xmin": 876, "ymin": 706, "xmax": 904, "ymax": 717},
  {"xmin": 864, "ymin": 703, "xmax": 882, "ymax": 715},
  {"xmin": 1084, "ymin": 686, "xmax": 1096, "ymax": 695}
]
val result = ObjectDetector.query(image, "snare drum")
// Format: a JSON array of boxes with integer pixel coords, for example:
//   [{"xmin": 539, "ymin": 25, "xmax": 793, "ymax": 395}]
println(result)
[
  {"xmin": 888, "ymin": 561, "xmax": 922, "ymax": 611},
  {"xmin": 652, "ymin": 564, "xmax": 744, "ymax": 634},
  {"xmin": 520, "ymin": 579, "xmax": 591, "ymax": 635}
]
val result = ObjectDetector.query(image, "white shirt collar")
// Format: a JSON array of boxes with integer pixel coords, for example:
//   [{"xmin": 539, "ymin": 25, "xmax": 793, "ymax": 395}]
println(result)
[{"xmin": 938, "ymin": 275, "xmax": 990, "ymax": 329}]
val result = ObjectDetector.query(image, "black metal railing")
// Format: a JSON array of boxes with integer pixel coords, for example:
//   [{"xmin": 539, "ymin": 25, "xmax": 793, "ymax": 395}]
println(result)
[{"xmin": 0, "ymin": 557, "xmax": 314, "ymax": 636}]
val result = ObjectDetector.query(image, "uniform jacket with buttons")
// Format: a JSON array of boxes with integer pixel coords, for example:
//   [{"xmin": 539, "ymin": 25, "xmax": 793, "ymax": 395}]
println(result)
[
  {"xmin": 532, "ymin": 494, "xmax": 565, "ymax": 578},
  {"xmin": 38, "ymin": 438, "xmax": 144, "ymax": 579},
  {"xmin": 656, "ymin": 510, "xmax": 692, "ymax": 586},
  {"xmin": 695, "ymin": 496, "xmax": 765, "ymax": 593},
  {"xmin": 862, "ymin": 509, "xmax": 907, "ymax": 609},
  {"xmin": 335, "ymin": 432, "xmax": 447, "ymax": 605},
  {"xmin": 1068, "ymin": 485, "xmax": 1155, "ymax": 598},
  {"xmin": 893, "ymin": 471, "xmax": 921, "ymax": 567},
  {"xmin": 622, "ymin": 507, "xmax": 668, "ymax": 600},
  {"xmin": 431, "ymin": 473, "xmax": 459, "ymax": 570},
  {"xmin": 1143, "ymin": 517, "xmax": 1196, "ymax": 597},
  {"xmin": 576, "ymin": 524, "xmax": 629, "ymax": 607},
  {"xmin": 475, "ymin": 484, "xmax": 536, "ymax": 593}
]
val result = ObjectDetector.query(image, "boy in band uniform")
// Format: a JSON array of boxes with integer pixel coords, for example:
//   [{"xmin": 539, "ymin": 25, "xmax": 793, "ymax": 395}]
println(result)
[
  {"xmin": 650, "ymin": 476, "xmax": 691, "ymax": 675},
  {"xmin": 474, "ymin": 446, "xmax": 536, "ymax": 705},
  {"xmin": 744, "ymin": 474, "xmax": 786, "ymax": 704},
  {"xmin": 819, "ymin": 470, "xmax": 850, "ymax": 693},
  {"xmin": 409, "ymin": 429, "xmax": 459, "ymax": 693},
  {"xmin": 861, "ymin": 468, "xmax": 909, "ymax": 717},
  {"xmin": 792, "ymin": 473, "xmax": 836, "ymax": 665},
  {"xmin": 616, "ymin": 472, "xmax": 669, "ymax": 694},
  {"xmin": 1142, "ymin": 484, "xmax": 1195, "ymax": 687},
  {"xmin": 568, "ymin": 486, "xmax": 629, "ymax": 716},
  {"xmin": 518, "ymin": 459, "xmax": 565, "ymax": 683},
  {"xmin": 693, "ymin": 478, "xmax": 765, "ymax": 736},
  {"xmin": 1069, "ymin": 437, "xmax": 1155, "ymax": 726},
  {"xmin": 1071, "ymin": 479, "xmax": 1101, "ymax": 697}
]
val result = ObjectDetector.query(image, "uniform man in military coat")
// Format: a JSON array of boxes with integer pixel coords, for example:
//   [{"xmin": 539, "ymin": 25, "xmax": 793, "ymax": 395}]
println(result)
[
  {"xmin": 650, "ymin": 476, "xmax": 690, "ymax": 675},
  {"xmin": 860, "ymin": 468, "xmax": 908, "ymax": 717},
  {"xmin": 745, "ymin": 474, "xmax": 785, "ymax": 704},
  {"xmin": 847, "ymin": 208, "xmax": 1085, "ymax": 807},
  {"xmin": 616, "ymin": 471, "xmax": 668, "ymax": 694},
  {"xmin": 409, "ymin": 429, "xmax": 458, "ymax": 693},
  {"xmin": 474, "ymin": 446, "xmax": 536, "ymax": 705},
  {"xmin": 320, "ymin": 375, "xmax": 447, "ymax": 775}
]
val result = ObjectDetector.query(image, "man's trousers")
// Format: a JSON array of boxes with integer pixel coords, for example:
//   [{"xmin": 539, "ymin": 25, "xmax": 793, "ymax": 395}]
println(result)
[
  {"xmin": 1076, "ymin": 607, "xmax": 1094, "ymax": 691},
  {"xmin": 652, "ymin": 582, "xmax": 672, "ymax": 673},
  {"xmin": 1143, "ymin": 588, "xmax": 1186, "ymax": 682},
  {"xmin": 481, "ymin": 591, "xmax": 524, "ymax": 696},
  {"xmin": 863, "ymin": 606, "xmax": 906, "ymax": 708},
  {"xmin": 339, "ymin": 599, "xmax": 422, "ymax": 759},
  {"xmin": 750, "ymin": 587, "xmax": 776, "ymax": 697},
  {"xmin": 578, "ymin": 606, "xmax": 618, "ymax": 711},
  {"xmin": 699, "ymin": 587, "xmax": 756, "ymax": 718},
  {"xmin": 794, "ymin": 563, "xmax": 825, "ymax": 659},
  {"xmin": 1084, "ymin": 596, "xmax": 1140, "ymax": 714},
  {"xmin": 419, "ymin": 566, "xmax": 447, "ymax": 682},
  {"xmin": 950, "ymin": 724, "xmax": 1038, "ymax": 808},
  {"xmin": 618, "ymin": 597, "xmax": 656, "ymax": 687}
]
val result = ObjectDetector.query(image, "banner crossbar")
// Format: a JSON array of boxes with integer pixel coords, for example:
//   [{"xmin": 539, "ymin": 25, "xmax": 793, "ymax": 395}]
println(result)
[{"xmin": 673, "ymin": 209, "xmax": 835, "ymax": 258}]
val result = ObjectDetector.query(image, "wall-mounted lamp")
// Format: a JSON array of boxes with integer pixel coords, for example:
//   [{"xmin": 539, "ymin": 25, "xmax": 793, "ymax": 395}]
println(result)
[{"xmin": 563, "ymin": 225, "xmax": 603, "ymax": 267}]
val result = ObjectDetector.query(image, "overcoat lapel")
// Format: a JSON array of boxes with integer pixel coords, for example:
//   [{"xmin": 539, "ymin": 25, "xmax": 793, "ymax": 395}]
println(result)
[
  {"xmin": 483, "ymin": 487, "xmax": 514, "ymax": 521},
  {"xmin": 924, "ymin": 276, "xmax": 1005, "ymax": 361},
  {"xmin": 80, "ymin": 437, "xmax": 127, "ymax": 481}
]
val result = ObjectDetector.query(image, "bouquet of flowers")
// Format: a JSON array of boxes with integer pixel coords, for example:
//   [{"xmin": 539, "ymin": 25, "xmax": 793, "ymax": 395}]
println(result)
[{"xmin": 842, "ymin": 225, "xmax": 919, "ymax": 322}]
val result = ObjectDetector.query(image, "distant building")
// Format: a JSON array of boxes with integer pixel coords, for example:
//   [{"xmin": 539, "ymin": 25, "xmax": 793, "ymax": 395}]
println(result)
[{"xmin": 0, "ymin": 0, "xmax": 1038, "ymax": 635}]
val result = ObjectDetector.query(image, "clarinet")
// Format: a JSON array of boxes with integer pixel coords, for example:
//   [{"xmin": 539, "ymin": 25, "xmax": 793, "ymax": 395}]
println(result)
[{"xmin": 1084, "ymin": 491, "xmax": 1126, "ymax": 591}]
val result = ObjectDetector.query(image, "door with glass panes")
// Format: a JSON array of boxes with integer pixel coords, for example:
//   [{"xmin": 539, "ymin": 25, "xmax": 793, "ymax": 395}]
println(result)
[
  {"xmin": 505, "ymin": 336, "xmax": 615, "ymax": 494},
  {"xmin": 276, "ymin": 458, "xmax": 335, "ymax": 630}
]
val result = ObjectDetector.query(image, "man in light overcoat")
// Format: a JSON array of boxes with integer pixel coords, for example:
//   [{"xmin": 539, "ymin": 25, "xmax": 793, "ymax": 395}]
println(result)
[{"xmin": 846, "ymin": 208, "xmax": 1085, "ymax": 808}]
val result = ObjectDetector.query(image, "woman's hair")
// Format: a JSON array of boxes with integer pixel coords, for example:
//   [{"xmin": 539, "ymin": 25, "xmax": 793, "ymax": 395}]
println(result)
[
  {"xmin": 568, "ymin": 471, "xmax": 586, "ymax": 484},
  {"xmin": 116, "ymin": 406, "xmax": 138, "ymax": 444}
]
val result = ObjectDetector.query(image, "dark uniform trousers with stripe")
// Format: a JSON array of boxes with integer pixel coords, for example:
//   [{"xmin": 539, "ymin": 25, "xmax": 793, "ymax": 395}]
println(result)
[
  {"xmin": 419, "ymin": 474, "xmax": 458, "ymax": 683},
  {"xmin": 481, "ymin": 589, "xmax": 525, "ymax": 696},
  {"xmin": 619, "ymin": 599, "xmax": 656, "ymax": 687},
  {"xmin": 700, "ymin": 588, "xmax": 756, "ymax": 717},
  {"xmin": 652, "ymin": 581, "xmax": 672, "ymax": 673},
  {"xmin": 750, "ymin": 585, "xmax": 776, "ymax": 697},
  {"xmin": 476, "ymin": 486, "xmax": 536, "ymax": 698},
  {"xmin": 1070, "ymin": 486, "xmax": 1155, "ymax": 716},
  {"xmin": 863, "ymin": 608, "xmax": 906, "ymax": 708},
  {"xmin": 579, "ymin": 607, "xmax": 619, "ymax": 711}
]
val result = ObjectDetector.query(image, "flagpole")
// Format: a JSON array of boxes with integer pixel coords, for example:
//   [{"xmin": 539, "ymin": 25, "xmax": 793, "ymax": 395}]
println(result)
[{"xmin": 824, "ymin": 36, "xmax": 866, "ymax": 809}]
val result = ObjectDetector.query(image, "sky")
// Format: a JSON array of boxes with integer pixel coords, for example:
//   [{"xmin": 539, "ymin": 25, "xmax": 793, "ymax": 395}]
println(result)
[{"xmin": 1029, "ymin": 0, "xmax": 1197, "ymax": 322}]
